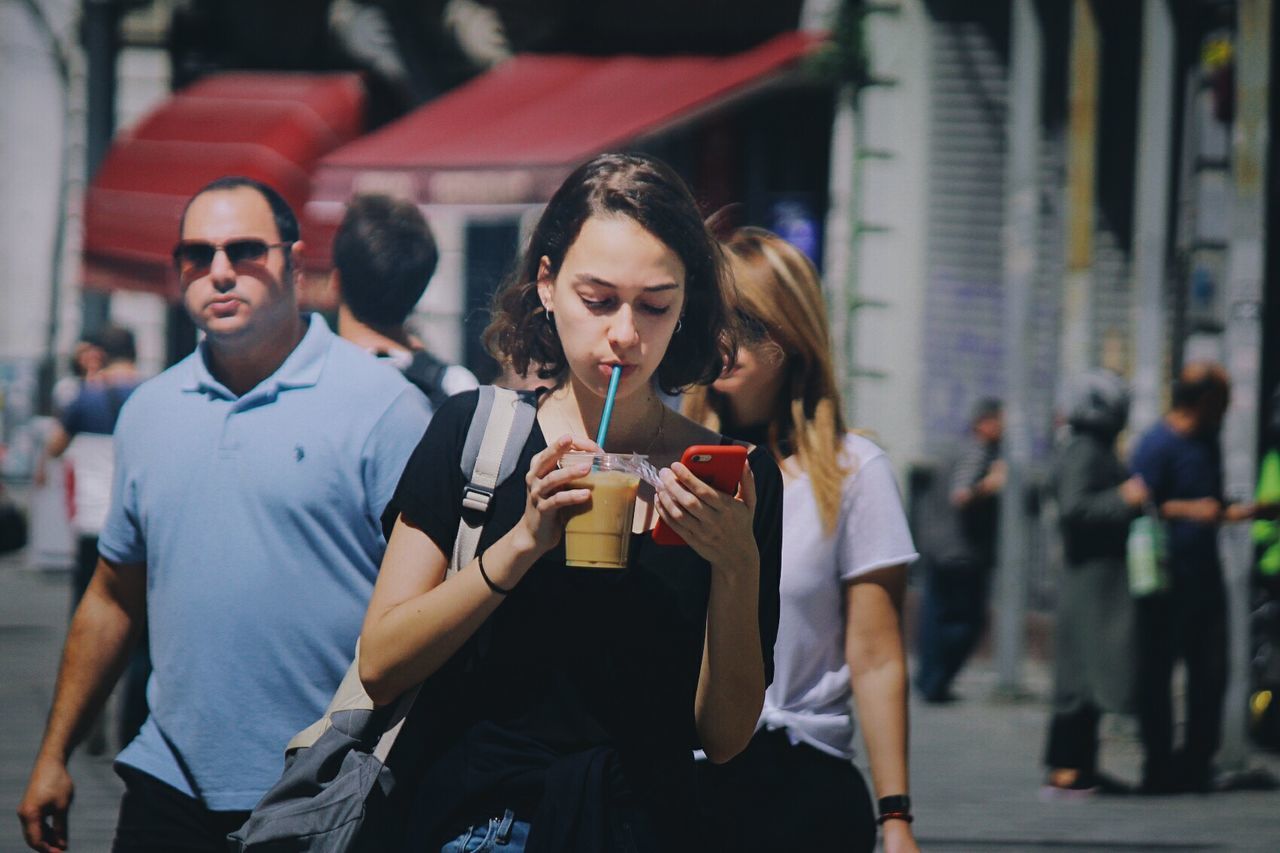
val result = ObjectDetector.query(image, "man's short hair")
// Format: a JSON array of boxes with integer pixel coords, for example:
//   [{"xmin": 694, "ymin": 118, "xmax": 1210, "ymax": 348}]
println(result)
[
  {"xmin": 1171, "ymin": 362, "xmax": 1230, "ymax": 411},
  {"xmin": 333, "ymin": 194, "xmax": 438, "ymax": 329},
  {"xmin": 179, "ymin": 176, "xmax": 300, "ymax": 244},
  {"xmin": 89, "ymin": 325, "xmax": 137, "ymax": 363}
]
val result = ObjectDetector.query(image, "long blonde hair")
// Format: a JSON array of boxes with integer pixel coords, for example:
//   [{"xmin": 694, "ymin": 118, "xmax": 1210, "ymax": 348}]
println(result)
[{"xmin": 683, "ymin": 227, "xmax": 850, "ymax": 533}]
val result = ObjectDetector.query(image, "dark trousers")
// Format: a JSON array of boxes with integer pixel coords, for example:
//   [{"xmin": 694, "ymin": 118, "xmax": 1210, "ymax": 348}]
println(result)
[
  {"xmin": 915, "ymin": 560, "xmax": 991, "ymax": 699},
  {"xmin": 696, "ymin": 728, "xmax": 876, "ymax": 853},
  {"xmin": 112, "ymin": 765, "xmax": 249, "ymax": 852},
  {"xmin": 1134, "ymin": 569, "xmax": 1228, "ymax": 789},
  {"xmin": 1044, "ymin": 702, "xmax": 1102, "ymax": 776},
  {"xmin": 74, "ymin": 536, "xmax": 151, "ymax": 750}
]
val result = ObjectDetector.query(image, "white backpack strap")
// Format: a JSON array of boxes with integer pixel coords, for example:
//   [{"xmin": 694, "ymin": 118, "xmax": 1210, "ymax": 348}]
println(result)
[{"xmin": 450, "ymin": 387, "xmax": 526, "ymax": 574}]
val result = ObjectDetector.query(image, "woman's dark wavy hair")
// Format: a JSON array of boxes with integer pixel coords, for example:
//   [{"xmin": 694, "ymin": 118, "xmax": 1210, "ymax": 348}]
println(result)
[{"xmin": 483, "ymin": 152, "xmax": 735, "ymax": 395}]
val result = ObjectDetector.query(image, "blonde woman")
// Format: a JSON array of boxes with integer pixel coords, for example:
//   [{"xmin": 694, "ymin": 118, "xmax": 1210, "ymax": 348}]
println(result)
[{"xmin": 688, "ymin": 228, "xmax": 919, "ymax": 853}]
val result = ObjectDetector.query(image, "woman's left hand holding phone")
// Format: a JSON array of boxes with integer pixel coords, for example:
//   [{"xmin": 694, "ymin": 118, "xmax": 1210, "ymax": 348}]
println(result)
[{"xmin": 655, "ymin": 461, "xmax": 758, "ymax": 574}]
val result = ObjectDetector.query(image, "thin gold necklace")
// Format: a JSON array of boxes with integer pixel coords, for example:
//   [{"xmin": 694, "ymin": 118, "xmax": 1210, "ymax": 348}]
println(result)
[
  {"xmin": 605, "ymin": 399, "xmax": 666, "ymax": 455},
  {"xmin": 642, "ymin": 404, "xmax": 667, "ymax": 456}
]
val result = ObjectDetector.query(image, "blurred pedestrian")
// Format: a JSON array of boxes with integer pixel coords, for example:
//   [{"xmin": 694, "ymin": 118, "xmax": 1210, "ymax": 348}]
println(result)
[
  {"xmin": 1041, "ymin": 370, "xmax": 1148, "ymax": 798},
  {"xmin": 51, "ymin": 337, "xmax": 106, "ymax": 415},
  {"xmin": 1130, "ymin": 362, "xmax": 1262, "ymax": 793},
  {"xmin": 44, "ymin": 326, "xmax": 141, "ymax": 612},
  {"xmin": 41, "ymin": 325, "xmax": 142, "ymax": 756},
  {"xmin": 914, "ymin": 398, "xmax": 1005, "ymax": 702},
  {"xmin": 37, "ymin": 337, "xmax": 107, "ymax": 489},
  {"xmin": 685, "ymin": 228, "xmax": 918, "ymax": 852},
  {"xmin": 334, "ymin": 193, "xmax": 479, "ymax": 408},
  {"xmin": 356, "ymin": 153, "xmax": 783, "ymax": 852},
  {"xmin": 17, "ymin": 176, "xmax": 430, "ymax": 853}
]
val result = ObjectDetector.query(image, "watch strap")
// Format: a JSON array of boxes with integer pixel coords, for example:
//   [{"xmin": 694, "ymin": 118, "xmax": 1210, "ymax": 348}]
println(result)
[{"xmin": 877, "ymin": 794, "xmax": 912, "ymax": 817}]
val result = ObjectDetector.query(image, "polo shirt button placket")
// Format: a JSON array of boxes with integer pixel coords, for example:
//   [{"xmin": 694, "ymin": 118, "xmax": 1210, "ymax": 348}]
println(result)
[{"xmin": 219, "ymin": 407, "xmax": 241, "ymax": 457}]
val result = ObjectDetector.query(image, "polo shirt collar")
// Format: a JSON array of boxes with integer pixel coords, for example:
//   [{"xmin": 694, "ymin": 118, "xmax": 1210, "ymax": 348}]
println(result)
[{"xmin": 181, "ymin": 313, "xmax": 333, "ymax": 401}]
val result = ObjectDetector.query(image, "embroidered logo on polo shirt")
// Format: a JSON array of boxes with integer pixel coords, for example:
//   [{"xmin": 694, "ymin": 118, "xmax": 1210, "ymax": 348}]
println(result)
[{"xmin": 295, "ymin": 445, "xmax": 305, "ymax": 462}]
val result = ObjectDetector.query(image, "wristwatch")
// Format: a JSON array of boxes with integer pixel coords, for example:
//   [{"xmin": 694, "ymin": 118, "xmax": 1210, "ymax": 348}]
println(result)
[{"xmin": 876, "ymin": 794, "xmax": 913, "ymax": 825}]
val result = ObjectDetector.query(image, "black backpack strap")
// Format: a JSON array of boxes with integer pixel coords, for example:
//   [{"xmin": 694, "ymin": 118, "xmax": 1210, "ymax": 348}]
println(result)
[{"xmin": 402, "ymin": 350, "xmax": 451, "ymax": 410}]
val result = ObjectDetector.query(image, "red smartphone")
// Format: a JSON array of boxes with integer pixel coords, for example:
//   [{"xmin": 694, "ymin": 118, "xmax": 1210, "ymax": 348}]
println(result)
[{"xmin": 651, "ymin": 444, "xmax": 749, "ymax": 547}]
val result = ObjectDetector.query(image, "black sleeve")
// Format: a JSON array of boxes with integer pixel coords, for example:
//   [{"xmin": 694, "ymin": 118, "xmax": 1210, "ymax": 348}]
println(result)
[
  {"xmin": 747, "ymin": 446, "xmax": 784, "ymax": 687},
  {"xmin": 381, "ymin": 389, "xmax": 480, "ymax": 555}
]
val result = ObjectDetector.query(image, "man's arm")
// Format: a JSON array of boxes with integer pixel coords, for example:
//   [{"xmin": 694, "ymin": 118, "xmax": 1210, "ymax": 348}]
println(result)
[
  {"xmin": 1159, "ymin": 497, "xmax": 1223, "ymax": 524},
  {"xmin": 17, "ymin": 558, "xmax": 145, "ymax": 853}
]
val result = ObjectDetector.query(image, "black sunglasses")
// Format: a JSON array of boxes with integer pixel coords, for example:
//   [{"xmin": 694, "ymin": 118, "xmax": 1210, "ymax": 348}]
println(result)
[
  {"xmin": 735, "ymin": 309, "xmax": 772, "ymax": 345},
  {"xmin": 172, "ymin": 239, "xmax": 289, "ymax": 274}
]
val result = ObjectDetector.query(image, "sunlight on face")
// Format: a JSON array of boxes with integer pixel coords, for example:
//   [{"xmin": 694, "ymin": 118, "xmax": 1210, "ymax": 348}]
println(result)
[
  {"xmin": 180, "ymin": 187, "xmax": 296, "ymax": 342},
  {"xmin": 537, "ymin": 215, "xmax": 685, "ymax": 401},
  {"xmin": 712, "ymin": 334, "xmax": 786, "ymax": 407}
]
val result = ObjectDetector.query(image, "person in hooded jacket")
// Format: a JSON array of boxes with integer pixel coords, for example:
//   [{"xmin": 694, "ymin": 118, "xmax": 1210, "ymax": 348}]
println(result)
[{"xmin": 1041, "ymin": 370, "xmax": 1149, "ymax": 797}]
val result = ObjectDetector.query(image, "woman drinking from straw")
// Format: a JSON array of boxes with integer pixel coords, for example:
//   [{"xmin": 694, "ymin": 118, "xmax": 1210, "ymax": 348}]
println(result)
[{"xmin": 357, "ymin": 153, "xmax": 783, "ymax": 852}]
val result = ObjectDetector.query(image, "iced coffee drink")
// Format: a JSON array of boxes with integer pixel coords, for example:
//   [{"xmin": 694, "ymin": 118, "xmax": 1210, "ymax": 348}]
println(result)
[{"xmin": 562, "ymin": 453, "xmax": 643, "ymax": 569}]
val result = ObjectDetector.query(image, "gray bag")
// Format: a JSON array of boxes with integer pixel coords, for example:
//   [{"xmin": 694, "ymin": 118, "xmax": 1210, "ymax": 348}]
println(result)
[{"xmin": 228, "ymin": 387, "xmax": 537, "ymax": 852}]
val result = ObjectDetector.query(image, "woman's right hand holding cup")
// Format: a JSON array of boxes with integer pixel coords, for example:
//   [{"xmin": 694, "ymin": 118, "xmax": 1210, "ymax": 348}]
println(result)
[{"xmin": 515, "ymin": 433, "xmax": 600, "ymax": 558}]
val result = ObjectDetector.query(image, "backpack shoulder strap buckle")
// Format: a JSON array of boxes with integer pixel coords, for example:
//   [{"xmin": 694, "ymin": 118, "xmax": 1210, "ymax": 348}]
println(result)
[{"xmin": 462, "ymin": 483, "xmax": 495, "ymax": 513}]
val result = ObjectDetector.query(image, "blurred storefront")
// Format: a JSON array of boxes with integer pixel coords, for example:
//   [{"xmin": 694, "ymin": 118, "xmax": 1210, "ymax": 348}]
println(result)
[
  {"xmin": 2, "ymin": 0, "xmax": 820, "ymax": 478},
  {"xmin": 836, "ymin": 2, "xmax": 1277, "ymax": 672},
  {"xmin": 303, "ymin": 31, "xmax": 827, "ymax": 381},
  {"xmin": 842, "ymin": 0, "xmax": 1276, "ymax": 469},
  {"xmin": 71, "ymin": 30, "xmax": 827, "ymax": 383}
]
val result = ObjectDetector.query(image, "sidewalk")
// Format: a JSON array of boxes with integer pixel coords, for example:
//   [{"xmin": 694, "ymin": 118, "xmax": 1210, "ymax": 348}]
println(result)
[
  {"xmin": 4, "ymin": 546, "xmax": 1280, "ymax": 851},
  {"xmin": 2, "ymin": 552, "xmax": 122, "ymax": 853},
  {"xmin": 902, "ymin": 665, "xmax": 1280, "ymax": 851}
]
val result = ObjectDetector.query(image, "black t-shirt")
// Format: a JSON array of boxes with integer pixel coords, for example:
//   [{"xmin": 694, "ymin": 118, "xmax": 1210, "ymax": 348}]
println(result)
[{"xmin": 382, "ymin": 391, "xmax": 783, "ymax": 851}]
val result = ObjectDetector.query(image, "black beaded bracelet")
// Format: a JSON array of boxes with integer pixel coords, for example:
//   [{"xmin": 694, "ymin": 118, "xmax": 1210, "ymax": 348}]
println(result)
[{"xmin": 477, "ymin": 549, "xmax": 512, "ymax": 595}]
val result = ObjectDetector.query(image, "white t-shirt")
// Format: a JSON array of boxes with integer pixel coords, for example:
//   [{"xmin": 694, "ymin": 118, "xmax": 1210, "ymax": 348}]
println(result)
[
  {"xmin": 760, "ymin": 433, "xmax": 918, "ymax": 761},
  {"xmin": 63, "ymin": 433, "xmax": 115, "ymax": 536}
]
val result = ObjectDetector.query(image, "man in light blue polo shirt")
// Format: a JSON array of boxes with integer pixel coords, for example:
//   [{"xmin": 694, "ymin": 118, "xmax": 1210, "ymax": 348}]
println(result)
[{"xmin": 19, "ymin": 177, "xmax": 430, "ymax": 853}]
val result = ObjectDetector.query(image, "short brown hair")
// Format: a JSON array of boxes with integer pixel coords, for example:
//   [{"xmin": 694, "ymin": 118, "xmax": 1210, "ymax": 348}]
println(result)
[
  {"xmin": 1172, "ymin": 361, "xmax": 1230, "ymax": 414},
  {"xmin": 483, "ymin": 152, "xmax": 735, "ymax": 394}
]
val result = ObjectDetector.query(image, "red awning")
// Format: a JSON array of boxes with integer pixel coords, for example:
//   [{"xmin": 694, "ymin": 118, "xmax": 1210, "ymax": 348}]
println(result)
[
  {"xmin": 305, "ymin": 32, "xmax": 821, "ymax": 263},
  {"xmin": 83, "ymin": 72, "xmax": 365, "ymax": 298}
]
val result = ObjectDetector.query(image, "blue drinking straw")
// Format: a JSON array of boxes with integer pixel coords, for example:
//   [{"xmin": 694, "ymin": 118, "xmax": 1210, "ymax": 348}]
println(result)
[{"xmin": 595, "ymin": 365, "xmax": 622, "ymax": 448}]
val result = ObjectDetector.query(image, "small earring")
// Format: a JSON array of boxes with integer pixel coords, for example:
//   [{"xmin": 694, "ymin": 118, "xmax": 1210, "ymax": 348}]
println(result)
[
  {"xmin": 675, "ymin": 317, "xmax": 683, "ymax": 334},
  {"xmin": 545, "ymin": 310, "xmax": 554, "ymax": 326}
]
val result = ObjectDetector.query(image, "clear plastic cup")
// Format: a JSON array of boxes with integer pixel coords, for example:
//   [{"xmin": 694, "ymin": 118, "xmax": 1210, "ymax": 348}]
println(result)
[{"xmin": 561, "ymin": 452, "xmax": 646, "ymax": 569}]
